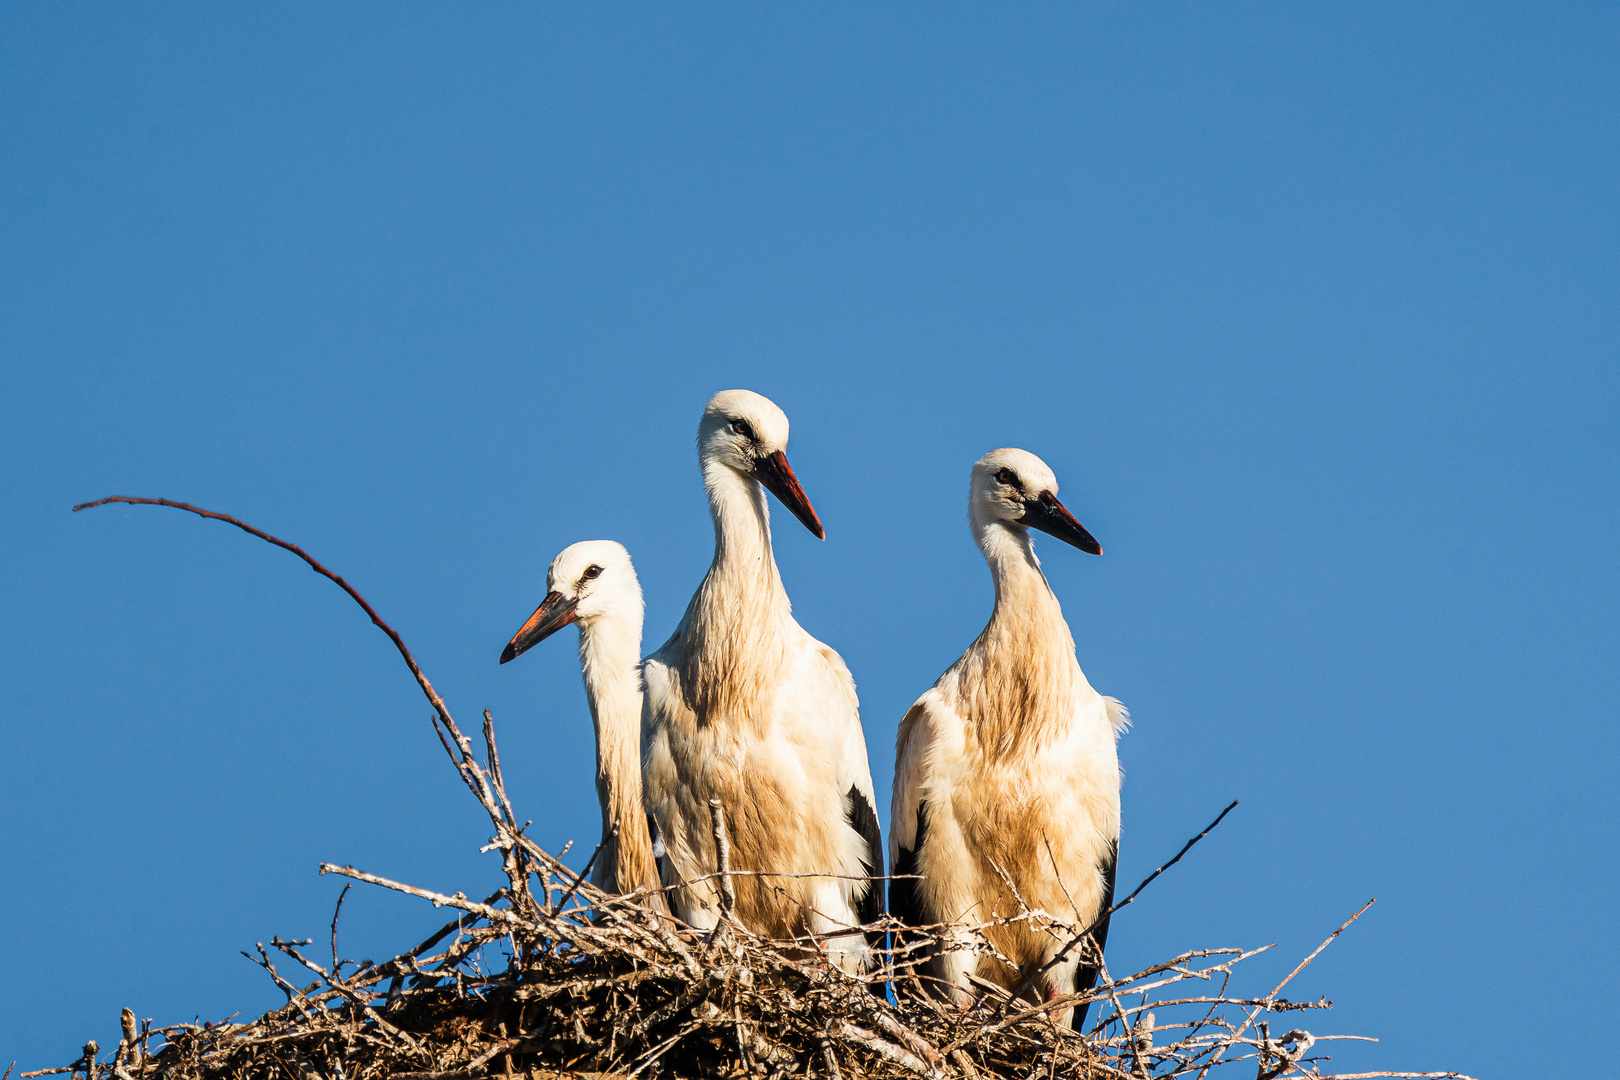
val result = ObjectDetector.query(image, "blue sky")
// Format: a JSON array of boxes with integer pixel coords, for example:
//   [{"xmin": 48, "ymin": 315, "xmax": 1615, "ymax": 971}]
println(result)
[{"xmin": 2, "ymin": 5, "xmax": 1616, "ymax": 1075}]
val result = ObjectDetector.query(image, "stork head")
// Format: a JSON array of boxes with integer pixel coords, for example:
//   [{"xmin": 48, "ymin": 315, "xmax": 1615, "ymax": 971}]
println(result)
[
  {"xmin": 698, "ymin": 388, "xmax": 825, "ymax": 539},
  {"xmin": 500, "ymin": 540, "xmax": 643, "ymax": 664},
  {"xmin": 969, "ymin": 448, "xmax": 1102, "ymax": 555}
]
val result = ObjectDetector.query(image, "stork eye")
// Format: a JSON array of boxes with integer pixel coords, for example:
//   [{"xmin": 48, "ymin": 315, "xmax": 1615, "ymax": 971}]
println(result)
[
  {"xmin": 730, "ymin": 418, "xmax": 755, "ymax": 441},
  {"xmin": 581, "ymin": 565, "xmax": 603, "ymax": 581},
  {"xmin": 996, "ymin": 468, "xmax": 1020, "ymax": 487}
]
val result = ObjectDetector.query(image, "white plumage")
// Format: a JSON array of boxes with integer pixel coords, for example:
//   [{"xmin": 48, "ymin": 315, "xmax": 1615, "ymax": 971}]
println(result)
[
  {"xmin": 641, "ymin": 390, "xmax": 883, "ymax": 970},
  {"xmin": 889, "ymin": 448, "xmax": 1126, "ymax": 1028},
  {"xmin": 500, "ymin": 540, "xmax": 663, "ymax": 905}
]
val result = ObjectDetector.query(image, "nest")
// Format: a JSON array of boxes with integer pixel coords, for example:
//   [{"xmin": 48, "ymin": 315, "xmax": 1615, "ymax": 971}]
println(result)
[
  {"xmin": 16, "ymin": 840, "xmax": 1478, "ymax": 1080},
  {"xmin": 24, "ymin": 497, "xmax": 1482, "ymax": 1080}
]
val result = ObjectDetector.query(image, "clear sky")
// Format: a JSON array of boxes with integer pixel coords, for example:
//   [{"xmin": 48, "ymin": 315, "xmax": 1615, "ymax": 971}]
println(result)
[{"xmin": 2, "ymin": 5, "xmax": 1615, "ymax": 1075}]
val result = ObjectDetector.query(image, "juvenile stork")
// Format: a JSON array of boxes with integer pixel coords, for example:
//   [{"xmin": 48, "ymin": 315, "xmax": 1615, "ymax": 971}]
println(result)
[
  {"xmin": 642, "ymin": 389, "xmax": 882, "ymax": 971},
  {"xmin": 499, "ymin": 541, "xmax": 664, "ymax": 905},
  {"xmin": 889, "ymin": 448, "xmax": 1126, "ymax": 1028}
]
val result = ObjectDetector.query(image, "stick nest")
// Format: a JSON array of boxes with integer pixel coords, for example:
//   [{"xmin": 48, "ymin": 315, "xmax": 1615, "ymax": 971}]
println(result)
[{"xmin": 18, "ymin": 834, "xmax": 1477, "ymax": 1080}]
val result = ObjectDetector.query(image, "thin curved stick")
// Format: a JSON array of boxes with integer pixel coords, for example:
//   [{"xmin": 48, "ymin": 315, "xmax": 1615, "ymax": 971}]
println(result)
[
  {"xmin": 1013, "ymin": 799, "xmax": 1240, "ymax": 1001},
  {"xmin": 75, "ymin": 495, "xmax": 539, "ymax": 913},
  {"xmin": 73, "ymin": 496, "xmax": 453, "ymax": 730}
]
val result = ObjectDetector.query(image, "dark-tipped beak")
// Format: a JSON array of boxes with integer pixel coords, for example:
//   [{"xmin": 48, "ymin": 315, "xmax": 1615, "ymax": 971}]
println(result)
[
  {"xmin": 751, "ymin": 450, "xmax": 826, "ymax": 539},
  {"xmin": 1022, "ymin": 492, "xmax": 1102, "ymax": 555},
  {"xmin": 499, "ymin": 591, "xmax": 578, "ymax": 664}
]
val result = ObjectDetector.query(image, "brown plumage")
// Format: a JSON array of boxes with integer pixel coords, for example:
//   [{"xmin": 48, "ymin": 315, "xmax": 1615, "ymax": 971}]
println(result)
[
  {"xmin": 890, "ymin": 448, "xmax": 1126, "ymax": 1028},
  {"xmin": 642, "ymin": 390, "xmax": 883, "ymax": 971}
]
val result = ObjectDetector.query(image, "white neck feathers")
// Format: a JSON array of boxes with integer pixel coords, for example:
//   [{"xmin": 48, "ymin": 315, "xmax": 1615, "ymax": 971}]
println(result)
[
  {"xmin": 955, "ymin": 518, "xmax": 1082, "ymax": 757},
  {"xmin": 575, "ymin": 609, "xmax": 658, "ymax": 894},
  {"xmin": 669, "ymin": 460, "xmax": 796, "ymax": 730}
]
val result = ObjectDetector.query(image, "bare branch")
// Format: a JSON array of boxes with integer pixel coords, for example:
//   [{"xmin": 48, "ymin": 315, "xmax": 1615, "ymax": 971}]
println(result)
[
  {"xmin": 1017, "ymin": 799, "xmax": 1239, "ymax": 1000},
  {"xmin": 73, "ymin": 497, "xmax": 453, "ymax": 730},
  {"xmin": 709, "ymin": 798, "xmax": 737, "ymax": 921}
]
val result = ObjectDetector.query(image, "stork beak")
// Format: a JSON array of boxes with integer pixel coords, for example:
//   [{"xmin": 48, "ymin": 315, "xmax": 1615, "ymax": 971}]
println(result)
[
  {"xmin": 499, "ymin": 591, "xmax": 578, "ymax": 664},
  {"xmin": 751, "ymin": 450, "xmax": 826, "ymax": 539},
  {"xmin": 1022, "ymin": 492, "xmax": 1102, "ymax": 555}
]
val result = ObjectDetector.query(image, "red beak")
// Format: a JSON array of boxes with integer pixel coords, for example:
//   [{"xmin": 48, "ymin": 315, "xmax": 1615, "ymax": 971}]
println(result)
[
  {"xmin": 751, "ymin": 450, "xmax": 825, "ymax": 540},
  {"xmin": 499, "ymin": 591, "xmax": 579, "ymax": 664}
]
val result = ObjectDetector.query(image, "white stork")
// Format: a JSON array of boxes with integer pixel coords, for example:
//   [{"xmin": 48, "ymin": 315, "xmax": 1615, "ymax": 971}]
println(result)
[
  {"xmin": 500, "ymin": 540, "xmax": 664, "ymax": 905},
  {"xmin": 889, "ymin": 448, "xmax": 1127, "ymax": 1028},
  {"xmin": 641, "ymin": 389, "xmax": 882, "ymax": 971}
]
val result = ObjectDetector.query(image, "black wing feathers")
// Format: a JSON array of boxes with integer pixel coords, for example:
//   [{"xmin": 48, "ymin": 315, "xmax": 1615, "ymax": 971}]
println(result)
[
  {"xmin": 888, "ymin": 799, "xmax": 928, "ymax": 929},
  {"xmin": 846, "ymin": 785, "xmax": 886, "ymax": 935},
  {"xmin": 1072, "ymin": 835, "xmax": 1118, "ymax": 1031}
]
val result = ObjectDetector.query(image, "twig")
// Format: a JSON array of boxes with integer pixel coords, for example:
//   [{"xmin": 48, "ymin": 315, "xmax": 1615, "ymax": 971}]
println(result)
[
  {"xmin": 709, "ymin": 798, "xmax": 737, "ymax": 921},
  {"xmin": 1269, "ymin": 898, "xmax": 1376, "ymax": 1002},
  {"xmin": 329, "ymin": 882, "xmax": 351, "ymax": 975},
  {"xmin": 1017, "ymin": 799, "xmax": 1239, "ymax": 999},
  {"xmin": 118, "ymin": 1009, "xmax": 140, "ymax": 1070},
  {"xmin": 948, "ymin": 1049, "xmax": 980, "ymax": 1080},
  {"xmin": 1197, "ymin": 899, "xmax": 1376, "ymax": 1080},
  {"xmin": 551, "ymin": 841, "xmax": 605, "ymax": 916},
  {"xmin": 267, "ymin": 938, "xmax": 429, "ymax": 1058},
  {"xmin": 75, "ymin": 496, "xmax": 537, "ymax": 909},
  {"xmin": 318, "ymin": 864, "xmax": 519, "ymax": 924},
  {"xmin": 73, "ymin": 497, "xmax": 453, "ymax": 731},
  {"xmin": 818, "ymin": 1026, "xmax": 846, "ymax": 1080},
  {"xmin": 831, "ymin": 1022, "xmax": 940, "ymax": 1079},
  {"xmin": 481, "ymin": 709, "xmax": 536, "ymax": 914}
]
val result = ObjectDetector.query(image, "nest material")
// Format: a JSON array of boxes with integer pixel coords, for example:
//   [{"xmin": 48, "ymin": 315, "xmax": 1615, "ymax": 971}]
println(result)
[
  {"xmin": 33, "ymin": 496, "xmax": 1482, "ymax": 1080},
  {"xmin": 36, "ymin": 868, "xmax": 1111, "ymax": 1080},
  {"xmin": 17, "ymin": 836, "xmax": 1477, "ymax": 1080}
]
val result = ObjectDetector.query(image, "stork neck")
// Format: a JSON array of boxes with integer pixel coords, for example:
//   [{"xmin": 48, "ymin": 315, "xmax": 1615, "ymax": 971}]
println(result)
[
  {"xmin": 674, "ymin": 459, "xmax": 795, "ymax": 727},
  {"xmin": 576, "ymin": 614, "xmax": 651, "ymax": 891},
  {"xmin": 962, "ymin": 518, "xmax": 1080, "ymax": 754},
  {"xmin": 704, "ymin": 461, "xmax": 778, "ymax": 570},
  {"xmin": 976, "ymin": 519, "xmax": 1060, "ymax": 614},
  {"xmin": 696, "ymin": 459, "xmax": 792, "ymax": 613}
]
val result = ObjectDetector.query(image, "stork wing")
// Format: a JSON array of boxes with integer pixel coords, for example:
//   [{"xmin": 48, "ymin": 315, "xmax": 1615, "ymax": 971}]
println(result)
[
  {"xmin": 1074, "ymin": 696, "xmax": 1126, "ymax": 1028},
  {"xmin": 813, "ymin": 641, "xmax": 887, "ymax": 931},
  {"xmin": 846, "ymin": 784, "xmax": 885, "ymax": 933},
  {"xmin": 1072, "ymin": 835, "xmax": 1117, "ymax": 1031},
  {"xmin": 889, "ymin": 692, "xmax": 956, "ymax": 928}
]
